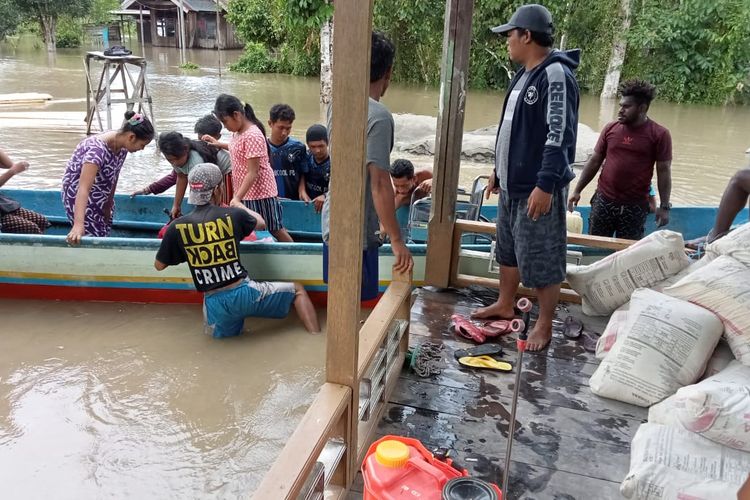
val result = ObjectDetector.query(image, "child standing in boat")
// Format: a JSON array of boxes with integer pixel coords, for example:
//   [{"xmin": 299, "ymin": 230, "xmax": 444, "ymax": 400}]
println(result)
[
  {"xmin": 131, "ymin": 114, "xmax": 234, "ymax": 204},
  {"xmin": 157, "ymin": 131, "xmax": 231, "ymax": 219},
  {"xmin": 210, "ymin": 94, "xmax": 293, "ymax": 242},
  {"xmin": 62, "ymin": 111, "xmax": 154, "ymax": 244}
]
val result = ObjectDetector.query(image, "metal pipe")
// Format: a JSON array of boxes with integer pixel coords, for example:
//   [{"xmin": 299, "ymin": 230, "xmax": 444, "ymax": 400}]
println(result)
[{"xmin": 501, "ymin": 298, "xmax": 533, "ymax": 498}]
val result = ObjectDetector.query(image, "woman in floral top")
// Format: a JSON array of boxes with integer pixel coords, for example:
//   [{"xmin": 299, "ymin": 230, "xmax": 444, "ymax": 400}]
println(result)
[{"xmin": 62, "ymin": 111, "xmax": 154, "ymax": 244}]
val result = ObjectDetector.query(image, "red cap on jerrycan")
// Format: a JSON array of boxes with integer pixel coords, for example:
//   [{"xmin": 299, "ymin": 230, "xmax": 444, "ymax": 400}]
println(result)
[{"xmin": 362, "ymin": 436, "xmax": 465, "ymax": 500}]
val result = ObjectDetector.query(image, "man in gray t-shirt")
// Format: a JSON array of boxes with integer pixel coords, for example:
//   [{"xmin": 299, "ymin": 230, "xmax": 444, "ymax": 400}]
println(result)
[{"xmin": 321, "ymin": 31, "xmax": 413, "ymax": 301}]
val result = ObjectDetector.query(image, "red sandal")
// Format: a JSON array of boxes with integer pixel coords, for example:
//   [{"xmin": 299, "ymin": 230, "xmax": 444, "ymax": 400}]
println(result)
[{"xmin": 451, "ymin": 314, "xmax": 486, "ymax": 343}]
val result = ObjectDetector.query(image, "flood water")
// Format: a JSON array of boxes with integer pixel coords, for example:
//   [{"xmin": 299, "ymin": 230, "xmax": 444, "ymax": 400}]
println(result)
[
  {"xmin": 1, "ymin": 36, "xmax": 750, "ymax": 498},
  {"xmin": 1, "ymin": 40, "xmax": 749, "ymax": 204},
  {"xmin": 0, "ymin": 299, "xmax": 326, "ymax": 498}
]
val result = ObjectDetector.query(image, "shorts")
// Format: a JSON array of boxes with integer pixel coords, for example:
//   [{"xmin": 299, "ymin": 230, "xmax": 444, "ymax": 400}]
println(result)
[
  {"xmin": 322, "ymin": 243, "xmax": 379, "ymax": 301},
  {"xmin": 243, "ymin": 197, "xmax": 285, "ymax": 233},
  {"xmin": 588, "ymin": 191, "xmax": 648, "ymax": 240},
  {"xmin": 495, "ymin": 188, "xmax": 567, "ymax": 289},
  {"xmin": 203, "ymin": 278, "xmax": 296, "ymax": 338}
]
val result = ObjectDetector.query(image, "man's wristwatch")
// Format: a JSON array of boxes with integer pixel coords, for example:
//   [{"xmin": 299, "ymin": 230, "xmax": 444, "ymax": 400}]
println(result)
[{"xmin": 659, "ymin": 202, "xmax": 672, "ymax": 210}]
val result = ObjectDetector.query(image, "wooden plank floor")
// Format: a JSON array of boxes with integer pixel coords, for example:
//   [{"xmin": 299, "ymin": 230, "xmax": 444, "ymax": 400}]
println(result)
[{"xmin": 349, "ymin": 286, "xmax": 646, "ymax": 500}]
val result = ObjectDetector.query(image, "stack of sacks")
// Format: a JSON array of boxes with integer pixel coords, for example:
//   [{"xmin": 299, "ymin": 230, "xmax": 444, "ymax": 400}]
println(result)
[
  {"xmin": 649, "ymin": 360, "xmax": 750, "ymax": 451},
  {"xmin": 589, "ymin": 289, "xmax": 723, "ymax": 407},
  {"xmin": 566, "ymin": 230, "xmax": 689, "ymax": 316},
  {"xmin": 621, "ymin": 423, "xmax": 750, "ymax": 499},
  {"xmin": 664, "ymin": 255, "xmax": 750, "ymax": 365},
  {"xmin": 705, "ymin": 221, "xmax": 750, "ymax": 265},
  {"xmin": 622, "ymin": 362, "xmax": 750, "ymax": 499}
]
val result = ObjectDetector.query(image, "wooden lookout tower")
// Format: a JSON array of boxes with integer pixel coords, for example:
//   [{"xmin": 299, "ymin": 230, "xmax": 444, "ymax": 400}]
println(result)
[{"xmin": 84, "ymin": 51, "xmax": 155, "ymax": 134}]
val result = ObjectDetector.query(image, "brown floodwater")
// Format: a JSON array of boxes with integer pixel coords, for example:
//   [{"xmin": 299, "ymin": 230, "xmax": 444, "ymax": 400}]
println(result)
[
  {"xmin": 1, "ymin": 40, "xmax": 749, "ymax": 203},
  {"xmin": 0, "ymin": 299, "xmax": 326, "ymax": 497},
  {"xmin": 1, "ymin": 36, "xmax": 749, "ymax": 497}
]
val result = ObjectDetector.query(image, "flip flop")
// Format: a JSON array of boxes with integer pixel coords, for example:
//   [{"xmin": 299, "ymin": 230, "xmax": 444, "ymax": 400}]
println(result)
[
  {"xmin": 451, "ymin": 314, "xmax": 486, "ymax": 343},
  {"xmin": 454, "ymin": 344, "xmax": 503, "ymax": 360},
  {"xmin": 582, "ymin": 332, "xmax": 598, "ymax": 353},
  {"xmin": 457, "ymin": 355, "xmax": 512, "ymax": 372},
  {"xmin": 562, "ymin": 316, "xmax": 583, "ymax": 339}
]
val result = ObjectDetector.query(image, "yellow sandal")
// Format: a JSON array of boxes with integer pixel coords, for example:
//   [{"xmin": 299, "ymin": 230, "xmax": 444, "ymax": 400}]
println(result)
[{"xmin": 457, "ymin": 355, "xmax": 512, "ymax": 372}]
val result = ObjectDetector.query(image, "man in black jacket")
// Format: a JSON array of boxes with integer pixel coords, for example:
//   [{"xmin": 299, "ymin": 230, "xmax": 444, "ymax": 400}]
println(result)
[{"xmin": 473, "ymin": 4, "xmax": 580, "ymax": 351}]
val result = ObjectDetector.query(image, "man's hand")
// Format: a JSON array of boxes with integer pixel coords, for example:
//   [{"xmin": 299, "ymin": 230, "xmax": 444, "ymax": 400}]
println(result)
[
  {"xmin": 567, "ymin": 190, "xmax": 581, "ymax": 212},
  {"xmin": 230, "ymin": 198, "xmax": 245, "ymax": 210},
  {"xmin": 313, "ymin": 195, "xmax": 325, "ymax": 213},
  {"xmin": 9, "ymin": 161, "xmax": 29, "ymax": 175},
  {"xmin": 170, "ymin": 205, "xmax": 181, "ymax": 220},
  {"xmin": 485, "ymin": 170, "xmax": 499, "ymax": 200},
  {"xmin": 527, "ymin": 187, "xmax": 552, "ymax": 221},
  {"xmin": 300, "ymin": 191, "xmax": 312, "ymax": 204},
  {"xmin": 655, "ymin": 207, "xmax": 670, "ymax": 227},
  {"xmin": 391, "ymin": 239, "xmax": 413, "ymax": 274},
  {"xmin": 417, "ymin": 178, "xmax": 432, "ymax": 195}
]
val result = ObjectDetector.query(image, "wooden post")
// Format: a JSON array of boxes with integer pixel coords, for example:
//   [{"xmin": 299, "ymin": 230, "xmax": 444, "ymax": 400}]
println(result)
[
  {"xmin": 139, "ymin": 6, "xmax": 145, "ymax": 57},
  {"xmin": 326, "ymin": 0, "xmax": 373, "ymax": 488},
  {"xmin": 424, "ymin": 0, "xmax": 475, "ymax": 287},
  {"xmin": 178, "ymin": 0, "xmax": 187, "ymax": 62}
]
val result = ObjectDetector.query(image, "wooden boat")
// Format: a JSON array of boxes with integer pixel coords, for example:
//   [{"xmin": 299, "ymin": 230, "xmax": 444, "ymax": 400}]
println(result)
[{"xmin": 1, "ymin": 189, "xmax": 746, "ymax": 304}]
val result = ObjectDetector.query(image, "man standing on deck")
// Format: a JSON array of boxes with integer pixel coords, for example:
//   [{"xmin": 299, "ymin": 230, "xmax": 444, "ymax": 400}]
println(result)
[
  {"xmin": 568, "ymin": 79, "xmax": 672, "ymax": 239},
  {"xmin": 321, "ymin": 31, "xmax": 413, "ymax": 302},
  {"xmin": 473, "ymin": 4, "xmax": 580, "ymax": 352}
]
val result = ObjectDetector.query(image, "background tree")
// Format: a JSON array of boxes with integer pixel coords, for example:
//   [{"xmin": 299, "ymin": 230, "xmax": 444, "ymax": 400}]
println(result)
[
  {"xmin": 0, "ymin": 0, "xmax": 22, "ymax": 41},
  {"xmin": 11, "ymin": 0, "xmax": 92, "ymax": 52}
]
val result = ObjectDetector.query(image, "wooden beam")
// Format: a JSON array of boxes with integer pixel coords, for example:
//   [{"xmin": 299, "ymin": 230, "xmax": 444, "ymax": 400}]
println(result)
[
  {"xmin": 325, "ymin": 0, "xmax": 373, "ymax": 489},
  {"xmin": 357, "ymin": 280, "xmax": 411, "ymax": 379},
  {"xmin": 252, "ymin": 383, "xmax": 351, "ymax": 499},
  {"xmin": 455, "ymin": 219, "xmax": 637, "ymax": 250},
  {"xmin": 425, "ymin": 0, "xmax": 475, "ymax": 287},
  {"xmin": 453, "ymin": 274, "xmax": 582, "ymax": 303}
]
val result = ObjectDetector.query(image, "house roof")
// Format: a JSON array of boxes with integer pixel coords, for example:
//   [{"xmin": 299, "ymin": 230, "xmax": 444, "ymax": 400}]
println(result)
[{"xmin": 120, "ymin": 0, "xmax": 227, "ymax": 13}]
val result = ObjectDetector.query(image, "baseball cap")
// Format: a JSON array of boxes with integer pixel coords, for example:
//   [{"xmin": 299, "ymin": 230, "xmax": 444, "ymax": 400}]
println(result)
[
  {"xmin": 491, "ymin": 4, "xmax": 554, "ymax": 35},
  {"xmin": 188, "ymin": 163, "xmax": 223, "ymax": 205}
]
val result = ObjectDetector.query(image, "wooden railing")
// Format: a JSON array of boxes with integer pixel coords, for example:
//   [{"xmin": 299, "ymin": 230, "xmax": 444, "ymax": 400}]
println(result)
[
  {"xmin": 450, "ymin": 220, "xmax": 636, "ymax": 303},
  {"xmin": 253, "ymin": 271, "xmax": 412, "ymax": 499}
]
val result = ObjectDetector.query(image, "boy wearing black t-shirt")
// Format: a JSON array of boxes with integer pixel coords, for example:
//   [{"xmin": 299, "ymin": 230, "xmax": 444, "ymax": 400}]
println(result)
[{"xmin": 155, "ymin": 163, "xmax": 320, "ymax": 338}]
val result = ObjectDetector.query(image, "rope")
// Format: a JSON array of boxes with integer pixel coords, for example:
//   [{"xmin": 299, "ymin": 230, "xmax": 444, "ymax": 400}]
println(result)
[{"xmin": 411, "ymin": 341, "xmax": 445, "ymax": 378}]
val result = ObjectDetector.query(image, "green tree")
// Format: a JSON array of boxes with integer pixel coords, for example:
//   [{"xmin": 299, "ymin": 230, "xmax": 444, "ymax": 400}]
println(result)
[
  {"xmin": 0, "ymin": 0, "xmax": 22, "ymax": 41},
  {"xmin": 625, "ymin": 0, "xmax": 750, "ymax": 104},
  {"xmin": 12, "ymin": 0, "xmax": 92, "ymax": 52}
]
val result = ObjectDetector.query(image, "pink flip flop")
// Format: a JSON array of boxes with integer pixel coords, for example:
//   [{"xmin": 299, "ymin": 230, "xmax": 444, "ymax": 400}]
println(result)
[
  {"xmin": 482, "ymin": 320, "xmax": 513, "ymax": 337},
  {"xmin": 451, "ymin": 314, "xmax": 486, "ymax": 343}
]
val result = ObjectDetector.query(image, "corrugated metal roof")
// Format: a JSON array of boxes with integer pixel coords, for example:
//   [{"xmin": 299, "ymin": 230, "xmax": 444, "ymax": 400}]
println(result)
[{"xmin": 120, "ymin": 0, "xmax": 226, "ymax": 13}]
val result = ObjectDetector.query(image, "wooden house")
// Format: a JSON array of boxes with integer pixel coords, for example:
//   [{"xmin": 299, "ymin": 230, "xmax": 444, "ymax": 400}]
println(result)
[{"xmin": 120, "ymin": 0, "xmax": 243, "ymax": 49}]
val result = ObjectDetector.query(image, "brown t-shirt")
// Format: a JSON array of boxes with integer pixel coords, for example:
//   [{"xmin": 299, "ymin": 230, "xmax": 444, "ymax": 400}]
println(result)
[{"xmin": 595, "ymin": 120, "xmax": 672, "ymax": 204}]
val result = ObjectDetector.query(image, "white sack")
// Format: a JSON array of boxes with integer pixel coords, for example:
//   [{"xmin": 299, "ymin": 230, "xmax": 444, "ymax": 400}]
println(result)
[
  {"xmin": 595, "ymin": 303, "xmax": 629, "ymax": 360},
  {"xmin": 665, "ymin": 255, "xmax": 750, "ymax": 365},
  {"xmin": 648, "ymin": 360, "xmax": 750, "ymax": 452},
  {"xmin": 621, "ymin": 423, "xmax": 749, "ymax": 500},
  {"xmin": 706, "ymin": 221, "xmax": 750, "ymax": 266},
  {"xmin": 651, "ymin": 257, "xmax": 709, "ymax": 292},
  {"xmin": 701, "ymin": 339, "xmax": 735, "ymax": 380},
  {"xmin": 566, "ymin": 230, "xmax": 689, "ymax": 316},
  {"xmin": 590, "ymin": 289, "xmax": 723, "ymax": 407}
]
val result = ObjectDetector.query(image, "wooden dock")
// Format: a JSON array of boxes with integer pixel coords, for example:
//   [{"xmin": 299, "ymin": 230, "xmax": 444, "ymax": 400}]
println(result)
[{"xmin": 349, "ymin": 286, "xmax": 646, "ymax": 499}]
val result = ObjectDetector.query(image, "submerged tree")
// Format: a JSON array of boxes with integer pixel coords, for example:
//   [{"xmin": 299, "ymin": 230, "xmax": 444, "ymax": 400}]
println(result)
[{"xmin": 12, "ymin": 0, "xmax": 91, "ymax": 52}]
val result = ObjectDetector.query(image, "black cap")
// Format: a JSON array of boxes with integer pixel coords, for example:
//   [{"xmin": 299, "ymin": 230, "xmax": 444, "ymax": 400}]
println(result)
[{"xmin": 491, "ymin": 4, "xmax": 554, "ymax": 35}]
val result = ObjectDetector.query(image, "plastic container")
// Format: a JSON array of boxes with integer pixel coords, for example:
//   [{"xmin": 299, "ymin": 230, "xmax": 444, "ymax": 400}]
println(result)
[
  {"xmin": 567, "ymin": 210, "xmax": 583, "ymax": 234},
  {"xmin": 362, "ymin": 436, "xmax": 502, "ymax": 500},
  {"xmin": 443, "ymin": 477, "xmax": 499, "ymax": 500}
]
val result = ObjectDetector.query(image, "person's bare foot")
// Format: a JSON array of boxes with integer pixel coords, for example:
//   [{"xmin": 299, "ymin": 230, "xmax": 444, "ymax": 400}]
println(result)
[
  {"xmin": 526, "ymin": 322, "xmax": 552, "ymax": 351},
  {"xmin": 471, "ymin": 301, "xmax": 514, "ymax": 320}
]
